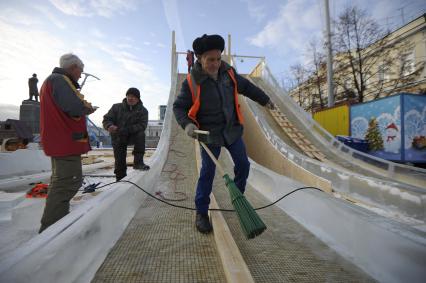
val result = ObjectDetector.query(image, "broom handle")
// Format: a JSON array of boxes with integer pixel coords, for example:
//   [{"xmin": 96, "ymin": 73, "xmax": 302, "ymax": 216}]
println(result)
[
  {"xmin": 194, "ymin": 129, "xmax": 210, "ymax": 135},
  {"xmin": 197, "ymin": 137, "xmax": 226, "ymax": 177},
  {"xmin": 199, "ymin": 141, "xmax": 225, "ymax": 176}
]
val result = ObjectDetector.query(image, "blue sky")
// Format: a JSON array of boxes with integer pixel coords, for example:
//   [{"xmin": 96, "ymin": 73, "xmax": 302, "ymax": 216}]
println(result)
[{"xmin": 0, "ymin": 0, "xmax": 424, "ymax": 125}]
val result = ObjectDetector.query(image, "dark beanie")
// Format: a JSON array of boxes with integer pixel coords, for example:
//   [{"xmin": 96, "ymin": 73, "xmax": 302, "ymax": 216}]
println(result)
[
  {"xmin": 126, "ymin": 87, "xmax": 140, "ymax": 99},
  {"xmin": 192, "ymin": 34, "xmax": 225, "ymax": 55}
]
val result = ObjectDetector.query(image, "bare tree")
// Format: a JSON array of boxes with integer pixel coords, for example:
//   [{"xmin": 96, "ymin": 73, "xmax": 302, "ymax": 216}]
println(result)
[
  {"xmin": 333, "ymin": 6, "xmax": 424, "ymax": 103},
  {"xmin": 333, "ymin": 6, "xmax": 386, "ymax": 102},
  {"xmin": 289, "ymin": 63, "xmax": 310, "ymax": 109},
  {"xmin": 306, "ymin": 39, "xmax": 326, "ymax": 110}
]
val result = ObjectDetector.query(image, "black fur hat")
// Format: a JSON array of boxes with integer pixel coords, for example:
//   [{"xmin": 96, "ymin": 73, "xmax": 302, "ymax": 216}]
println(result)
[
  {"xmin": 126, "ymin": 87, "xmax": 140, "ymax": 99},
  {"xmin": 192, "ymin": 34, "xmax": 225, "ymax": 55}
]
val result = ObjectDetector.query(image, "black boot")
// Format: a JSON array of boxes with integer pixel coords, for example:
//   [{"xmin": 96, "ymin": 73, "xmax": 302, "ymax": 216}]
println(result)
[
  {"xmin": 116, "ymin": 175, "xmax": 126, "ymax": 182},
  {"xmin": 133, "ymin": 163, "xmax": 150, "ymax": 170},
  {"xmin": 195, "ymin": 213, "xmax": 212, "ymax": 234},
  {"xmin": 133, "ymin": 152, "xmax": 149, "ymax": 170}
]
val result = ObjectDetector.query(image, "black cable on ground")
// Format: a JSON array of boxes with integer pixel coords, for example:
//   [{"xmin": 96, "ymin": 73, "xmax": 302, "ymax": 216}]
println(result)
[
  {"xmin": 83, "ymin": 174, "xmax": 116, "ymax": 177},
  {"xmin": 91, "ymin": 179, "xmax": 325, "ymax": 212}
]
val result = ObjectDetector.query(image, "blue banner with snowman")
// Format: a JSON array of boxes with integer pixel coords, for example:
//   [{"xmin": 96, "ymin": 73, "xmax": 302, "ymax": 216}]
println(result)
[
  {"xmin": 350, "ymin": 93, "xmax": 426, "ymax": 163},
  {"xmin": 403, "ymin": 94, "xmax": 426, "ymax": 162}
]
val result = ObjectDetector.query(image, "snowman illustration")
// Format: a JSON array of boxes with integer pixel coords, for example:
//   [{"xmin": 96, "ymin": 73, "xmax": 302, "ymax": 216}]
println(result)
[{"xmin": 384, "ymin": 122, "xmax": 400, "ymax": 153}]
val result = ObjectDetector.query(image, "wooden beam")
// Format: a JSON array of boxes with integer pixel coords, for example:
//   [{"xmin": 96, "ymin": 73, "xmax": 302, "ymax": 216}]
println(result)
[{"xmin": 194, "ymin": 142, "xmax": 255, "ymax": 283}]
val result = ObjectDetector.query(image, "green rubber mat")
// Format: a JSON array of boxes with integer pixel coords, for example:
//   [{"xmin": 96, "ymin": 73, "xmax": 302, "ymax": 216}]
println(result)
[{"xmin": 92, "ymin": 122, "xmax": 226, "ymax": 283}]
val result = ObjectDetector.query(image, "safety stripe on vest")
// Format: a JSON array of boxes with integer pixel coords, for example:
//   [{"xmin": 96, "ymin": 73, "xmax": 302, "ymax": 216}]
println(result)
[
  {"xmin": 62, "ymin": 75, "xmax": 93, "ymax": 112},
  {"xmin": 61, "ymin": 75, "xmax": 90, "ymax": 142},
  {"xmin": 187, "ymin": 74, "xmax": 201, "ymax": 128},
  {"xmin": 186, "ymin": 68, "xmax": 244, "ymax": 128}
]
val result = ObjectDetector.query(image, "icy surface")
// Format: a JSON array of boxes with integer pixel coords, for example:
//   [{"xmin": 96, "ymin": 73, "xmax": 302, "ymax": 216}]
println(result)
[
  {"xmin": 0, "ymin": 147, "xmax": 50, "ymax": 178},
  {"xmin": 0, "ymin": 168, "xmax": 117, "ymax": 259},
  {"xmin": 0, "ymin": 159, "xmax": 115, "ymax": 192},
  {"xmin": 0, "ymin": 144, "xmax": 167, "ymax": 283},
  {"xmin": 248, "ymin": 160, "xmax": 426, "ymax": 283}
]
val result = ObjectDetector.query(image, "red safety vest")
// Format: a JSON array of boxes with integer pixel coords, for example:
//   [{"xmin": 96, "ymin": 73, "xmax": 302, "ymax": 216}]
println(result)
[
  {"xmin": 40, "ymin": 78, "xmax": 90, "ymax": 157},
  {"xmin": 187, "ymin": 68, "xmax": 244, "ymax": 128}
]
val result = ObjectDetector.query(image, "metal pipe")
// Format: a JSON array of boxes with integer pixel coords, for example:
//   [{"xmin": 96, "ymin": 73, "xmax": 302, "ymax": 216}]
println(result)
[{"xmin": 324, "ymin": 0, "xmax": 334, "ymax": 107}]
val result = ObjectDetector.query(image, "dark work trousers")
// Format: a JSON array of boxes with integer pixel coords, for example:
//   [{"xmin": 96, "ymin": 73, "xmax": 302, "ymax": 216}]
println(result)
[
  {"xmin": 195, "ymin": 137, "xmax": 250, "ymax": 215},
  {"xmin": 39, "ymin": 155, "xmax": 83, "ymax": 233},
  {"xmin": 113, "ymin": 130, "xmax": 146, "ymax": 180}
]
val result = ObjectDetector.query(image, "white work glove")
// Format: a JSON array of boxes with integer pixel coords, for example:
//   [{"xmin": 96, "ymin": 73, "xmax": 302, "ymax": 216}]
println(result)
[
  {"xmin": 265, "ymin": 100, "xmax": 276, "ymax": 110},
  {"xmin": 185, "ymin": 123, "xmax": 199, "ymax": 139}
]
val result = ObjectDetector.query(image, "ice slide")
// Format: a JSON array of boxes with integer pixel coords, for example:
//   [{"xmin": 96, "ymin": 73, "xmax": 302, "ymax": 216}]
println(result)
[
  {"xmin": 1, "ymin": 51, "xmax": 425, "ymax": 283},
  {"xmin": 242, "ymin": 61, "xmax": 426, "ymax": 225}
]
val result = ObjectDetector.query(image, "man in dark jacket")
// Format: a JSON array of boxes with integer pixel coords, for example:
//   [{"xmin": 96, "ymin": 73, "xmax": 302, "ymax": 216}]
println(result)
[
  {"xmin": 103, "ymin": 87, "xmax": 149, "ymax": 181},
  {"xmin": 173, "ymin": 34, "xmax": 275, "ymax": 234}
]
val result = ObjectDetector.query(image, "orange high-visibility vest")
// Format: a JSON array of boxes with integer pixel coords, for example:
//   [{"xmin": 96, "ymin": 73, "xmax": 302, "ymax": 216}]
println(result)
[{"xmin": 187, "ymin": 68, "xmax": 244, "ymax": 128}]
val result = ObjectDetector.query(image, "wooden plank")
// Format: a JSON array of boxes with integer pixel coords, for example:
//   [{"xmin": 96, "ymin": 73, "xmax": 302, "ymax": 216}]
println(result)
[
  {"xmin": 210, "ymin": 197, "xmax": 255, "ymax": 283},
  {"xmin": 312, "ymin": 152, "xmax": 326, "ymax": 162},
  {"xmin": 307, "ymin": 145, "xmax": 317, "ymax": 151},
  {"xmin": 316, "ymin": 152, "xmax": 327, "ymax": 161},
  {"xmin": 305, "ymin": 152, "xmax": 316, "ymax": 159},
  {"xmin": 194, "ymin": 142, "xmax": 255, "ymax": 283},
  {"xmin": 269, "ymin": 109, "xmax": 328, "ymax": 162},
  {"xmin": 285, "ymin": 129, "xmax": 297, "ymax": 134}
]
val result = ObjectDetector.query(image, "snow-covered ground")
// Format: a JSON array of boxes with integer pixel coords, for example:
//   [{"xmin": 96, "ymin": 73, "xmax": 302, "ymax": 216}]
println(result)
[
  {"xmin": 0, "ymin": 149, "xmax": 156, "ymax": 283},
  {"xmin": 0, "ymin": 162, "xmax": 120, "ymax": 258},
  {"xmin": 0, "ymin": 147, "xmax": 153, "ymax": 258},
  {"xmin": 0, "ymin": 103, "xmax": 166, "ymax": 283},
  {"xmin": 0, "ymin": 144, "xmax": 50, "ymax": 179}
]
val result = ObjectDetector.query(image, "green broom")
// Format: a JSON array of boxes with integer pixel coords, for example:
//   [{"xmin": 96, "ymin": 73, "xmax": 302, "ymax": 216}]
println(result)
[{"xmin": 196, "ymin": 131, "xmax": 266, "ymax": 239}]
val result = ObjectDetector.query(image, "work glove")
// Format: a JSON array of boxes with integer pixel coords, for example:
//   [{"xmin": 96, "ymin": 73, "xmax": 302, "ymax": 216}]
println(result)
[
  {"xmin": 107, "ymin": 125, "xmax": 118, "ymax": 134},
  {"xmin": 265, "ymin": 100, "xmax": 276, "ymax": 110},
  {"xmin": 184, "ymin": 123, "xmax": 198, "ymax": 139}
]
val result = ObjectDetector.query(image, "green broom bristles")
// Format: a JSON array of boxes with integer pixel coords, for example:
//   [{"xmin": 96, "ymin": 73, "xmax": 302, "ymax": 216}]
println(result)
[{"xmin": 223, "ymin": 174, "xmax": 267, "ymax": 239}]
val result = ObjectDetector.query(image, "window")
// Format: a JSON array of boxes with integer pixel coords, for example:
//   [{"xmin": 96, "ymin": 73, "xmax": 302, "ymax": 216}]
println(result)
[
  {"xmin": 401, "ymin": 50, "xmax": 415, "ymax": 76},
  {"xmin": 364, "ymin": 72, "xmax": 371, "ymax": 87},
  {"xmin": 343, "ymin": 78, "xmax": 351, "ymax": 90},
  {"xmin": 378, "ymin": 64, "xmax": 390, "ymax": 82}
]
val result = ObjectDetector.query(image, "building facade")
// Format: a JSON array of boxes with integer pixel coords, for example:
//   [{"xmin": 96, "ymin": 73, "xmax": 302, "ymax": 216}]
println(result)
[
  {"xmin": 289, "ymin": 14, "xmax": 426, "ymax": 113},
  {"xmin": 146, "ymin": 120, "xmax": 163, "ymax": 148}
]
